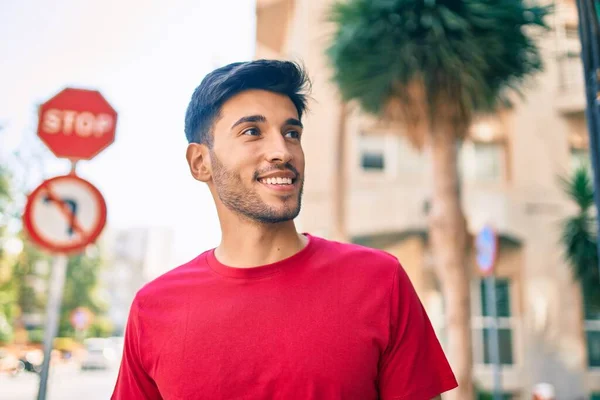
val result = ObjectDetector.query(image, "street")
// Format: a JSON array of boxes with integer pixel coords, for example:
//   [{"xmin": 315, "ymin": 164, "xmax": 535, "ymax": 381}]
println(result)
[{"xmin": 0, "ymin": 362, "xmax": 118, "ymax": 400}]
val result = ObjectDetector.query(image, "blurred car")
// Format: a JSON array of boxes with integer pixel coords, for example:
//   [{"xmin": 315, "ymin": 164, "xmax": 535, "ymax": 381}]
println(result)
[
  {"xmin": 17, "ymin": 357, "xmax": 42, "ymax": 374},
  {"xmin": 0, "ymin": 349, "xmax": 21, "ymax": 376},
  {"xmin": 0, "ymin": 349, "xmax": 43, "ymax": 376},
  {"xmin": 80, "ymin": 338, "xmax": 118, "ymax": 370},
  {"xmin": 107, "ymin": 336, "xmax": 124, "ymax": 354}
]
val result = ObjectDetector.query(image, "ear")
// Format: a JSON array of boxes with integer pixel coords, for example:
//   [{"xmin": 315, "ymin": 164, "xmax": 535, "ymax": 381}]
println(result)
[{"xmin": 186, "ymin": 143, "xmax": 212, "ymax": 182}]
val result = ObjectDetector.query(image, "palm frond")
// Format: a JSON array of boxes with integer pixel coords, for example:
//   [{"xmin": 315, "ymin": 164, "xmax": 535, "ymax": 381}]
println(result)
[
  {"xmin": 559, "ymin": 166, "xmax": 595, "ymax": 211},
  {"xmin": 326, "ymin": 0, "xmax": 552, "ymax": 135},
  {"xmin": 559, "ymin": 167, "xmax": 600, "ymax": 312}
]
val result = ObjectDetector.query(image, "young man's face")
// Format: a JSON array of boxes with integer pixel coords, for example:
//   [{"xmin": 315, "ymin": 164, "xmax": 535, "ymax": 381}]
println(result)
[{"xmin": 207, "ymin": 89, "xmax": 305, "ymax": 224}]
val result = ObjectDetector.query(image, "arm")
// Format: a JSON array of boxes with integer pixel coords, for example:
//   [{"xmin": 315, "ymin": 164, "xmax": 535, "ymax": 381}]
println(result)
[
  {"xmin": 378, "ymin": 261, "xmax": 458, "ymax": 400},
  {"xmin": 111, "ymin": 298, "xmax": 162, "ymax": 400}
]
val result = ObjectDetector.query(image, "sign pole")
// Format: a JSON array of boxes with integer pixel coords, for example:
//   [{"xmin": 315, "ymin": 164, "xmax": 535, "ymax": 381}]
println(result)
[
  {"xmin": 475, "ymin": 225, "xmax": 502, "ymax": 399},
  {"xmin": 36, "ymin": 255, "xmax": 68, "ymax": 400},
  {"xmin": 575, "ymin": 0, "xmax": 600, "ymax": 282},
  {"xmin": 76, "ymin": 327, "xmax": 84, "ymax": 343},
  {"xmin": 69, "ymin": 160, "xmax": 78, "ymax": 175},
  {"xmin": 26, "ymin": 85, "xmax": 115, "ymax": 399},
  {"xmin": 485, "ymin": 275, "xmax": 502, "ymax": 400}
]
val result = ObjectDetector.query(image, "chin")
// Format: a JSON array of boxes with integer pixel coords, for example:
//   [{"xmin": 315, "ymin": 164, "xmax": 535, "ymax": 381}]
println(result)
[
  {"xmin": 271, "ymin": 201, "xmax": 300, "ymax": 214},
  {"xmin": 262, "ymin": 204, "xmax": 301, "ymax": 223},
  {"xmin": 253, "ymin": 213, "xmax": 298, "ymax": 224}
]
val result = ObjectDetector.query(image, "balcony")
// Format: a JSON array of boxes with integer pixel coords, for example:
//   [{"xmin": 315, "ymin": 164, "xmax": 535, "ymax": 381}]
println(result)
[
  {"xmin": 554, "ymin": 1, "xmax": 587, "ymax": 114},
  {"xmin": 558, "ymin": 0, "xmax": 580, "ymax": 28},
  {"xmin": 555, "ymin": 39, "xmax": 586, "ymax": 114},
  {"xmin": 255, "ymin": 0, "xmax": 293, "ymax": 56}
]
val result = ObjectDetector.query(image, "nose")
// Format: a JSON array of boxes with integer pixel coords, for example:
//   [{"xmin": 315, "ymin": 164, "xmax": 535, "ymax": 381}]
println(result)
[{"xmin": 265, "ymin": 133, "xmax": 293, "ymax": 164}]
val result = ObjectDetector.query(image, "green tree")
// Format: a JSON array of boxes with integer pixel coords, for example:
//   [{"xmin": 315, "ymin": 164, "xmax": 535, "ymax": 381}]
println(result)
[
  {"xmin": 10, "ymin": 231, "xmax": 52, "ymax": 342},
  {"xmin": 58, "ymin": 246, "xmax": 108, "ymax": 338},
  {"xmin": 560, "ymin": 166, "xmax": 600, "ymax": 312},
  {"xmin": 326, "ymin": 1, "xmax": 550, "ymax": 397},
  {"xmin": 0, "ymin": 166, "xmax": 10, "ymax": 220},
  {"xmin": 0, "ymin": 163, "xmax": 14, "ymax": 259},
  {"xmin": 8, "ymin": 236, "xmax": 109, "ymax": 342},
  {"xmin": 0, "ymin": 165, "xmax": 15, "ymax": 343}
]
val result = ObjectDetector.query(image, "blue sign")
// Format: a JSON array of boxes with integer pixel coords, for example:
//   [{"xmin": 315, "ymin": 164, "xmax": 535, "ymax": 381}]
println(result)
[{"xmin": 476, "ymin": 225, "xmax": 498, "ymax": 275}]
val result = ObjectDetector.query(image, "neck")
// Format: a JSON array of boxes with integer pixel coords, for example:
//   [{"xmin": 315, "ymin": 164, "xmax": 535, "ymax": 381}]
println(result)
[{"xmin": 215, "ymin": 217, "xmax": 307, "ymax": 268}]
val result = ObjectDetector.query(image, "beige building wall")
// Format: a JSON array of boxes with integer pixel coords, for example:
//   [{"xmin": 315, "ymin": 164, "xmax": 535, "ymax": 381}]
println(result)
[{"xmin": 255, "ymin": 0, "xmax": 598, "ymax": 398}]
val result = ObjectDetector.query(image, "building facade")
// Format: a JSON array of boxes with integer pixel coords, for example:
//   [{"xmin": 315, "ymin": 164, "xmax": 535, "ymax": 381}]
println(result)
[
  {"xmin": 99, "ymin": 226, "xmax": 174, "ymax": 335},
  {"xmin": 255, "ymin": 0, "xmax": 600, "ymax": 398}
]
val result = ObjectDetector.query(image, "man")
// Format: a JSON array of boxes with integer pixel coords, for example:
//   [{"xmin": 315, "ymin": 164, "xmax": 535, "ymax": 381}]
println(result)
[{"xmin": 112, "ymin": 60, "xmax": 457, "ymax": 399}]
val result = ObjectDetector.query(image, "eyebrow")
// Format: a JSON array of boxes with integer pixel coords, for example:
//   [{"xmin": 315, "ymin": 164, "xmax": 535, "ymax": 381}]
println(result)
[
  {"xmin": 231, "ymin": 115, "xmax": 266, "ymax": 130},
  {"xmin": 285, "ymin": 118, "xmax": 303, "ymax": 129},
  {"xmin": 230, "ymin": 115, "xmax": 303, "ymax": 130}
]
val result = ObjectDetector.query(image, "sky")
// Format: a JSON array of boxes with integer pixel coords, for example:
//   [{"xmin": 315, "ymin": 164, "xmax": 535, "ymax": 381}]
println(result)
[{"xmin": 0, "ymin": 0, "xmax": 256, "ymax": 265}]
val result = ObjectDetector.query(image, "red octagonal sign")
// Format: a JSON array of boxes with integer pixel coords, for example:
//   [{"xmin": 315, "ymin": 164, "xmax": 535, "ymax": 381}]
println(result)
[{"xmin": 37, "ymin": 88, "xmax": 117, "ymax": 160}]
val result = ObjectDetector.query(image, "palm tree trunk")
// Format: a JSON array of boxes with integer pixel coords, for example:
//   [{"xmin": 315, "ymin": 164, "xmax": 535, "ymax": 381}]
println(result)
[
  {"xmin": 428, "ymin": 130, "xmax": 473, "ymax": 399},
  {"xmin": 331, "ymin": 101, "xmax": 348, "ymax": 242}
]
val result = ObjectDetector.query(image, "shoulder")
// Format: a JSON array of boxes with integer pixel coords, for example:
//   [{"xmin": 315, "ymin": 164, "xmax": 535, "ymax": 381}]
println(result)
[
  {"xmin": 310, "ymin": 234, "xmax": 401, "ymax": 278},
  {"xmin": 312, "ymin": 234, "xmax": 399, "ymax": 265}
]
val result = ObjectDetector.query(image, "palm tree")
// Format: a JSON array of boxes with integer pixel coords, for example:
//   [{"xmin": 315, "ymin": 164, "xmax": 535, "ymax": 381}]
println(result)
[
  {"xmin": 560, "ymin": 166, "xmax": 600, "ymax": 313},
  {"xmin": 331, "ymin": 101, "xmax": 349, "ymax": 242},
  {"xmin": 326, "ymin": 1, "xmax": 550, "ymax": 397}
]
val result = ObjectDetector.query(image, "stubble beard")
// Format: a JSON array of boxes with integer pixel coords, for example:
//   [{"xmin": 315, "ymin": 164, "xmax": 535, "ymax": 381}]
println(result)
[{"xmin": 210, "ymin": 150, "xmax": 303, "ymax": 224}]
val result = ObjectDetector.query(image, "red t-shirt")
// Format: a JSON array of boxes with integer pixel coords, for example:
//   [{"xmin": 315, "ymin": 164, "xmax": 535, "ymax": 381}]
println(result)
[{"xmin": 112, "ymin": 235, "xmax": 457, "ymax": 399}]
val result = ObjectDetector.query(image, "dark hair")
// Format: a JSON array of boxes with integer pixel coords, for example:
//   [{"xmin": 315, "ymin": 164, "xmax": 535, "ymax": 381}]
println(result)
[{"xmin": 184, "ymin": 59, "xmax": 311, "ymax": 146}]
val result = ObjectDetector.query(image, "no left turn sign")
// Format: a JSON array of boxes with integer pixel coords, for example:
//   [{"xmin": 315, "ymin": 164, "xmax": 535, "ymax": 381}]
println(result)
[{"xmin": 23, "ymin": 174, "xmax": 107, "ymax": 255}]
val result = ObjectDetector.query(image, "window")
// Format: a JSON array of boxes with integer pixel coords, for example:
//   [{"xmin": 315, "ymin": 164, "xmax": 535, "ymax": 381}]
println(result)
[
  {"xmin": 482, "ymin": 328, "xmax": 514, "ymax": 365},
  {"xmin": 583, "ymin": 285, "xmax": 600, "ymax": 368},
  {"xmin": 556, "ymin": 25, "xmax": 584, "ymax": 93},
  {"xmin": 361, "ymin": 152, "xmax": 384, "ymax": 170},
  {"xmin": 460, "ymin": 141, "xmax": 504, "ymax": 184},
  {"xmin": 588, "ymin": 331, "xmax": 600, "ymax": 367},
  {"xmin": 358, "ymin": 134, "xmax": 388, "ymax": 172},
  {"xmin": 481, "ymin": 279, "xmax": 511, "ymax": 317},
  {"xmin": 473, "ymin": 278, "xmax": 515, "ymax": 366}
]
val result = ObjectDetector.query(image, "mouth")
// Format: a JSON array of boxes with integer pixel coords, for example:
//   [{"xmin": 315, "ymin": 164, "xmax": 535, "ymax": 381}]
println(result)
[{"xmin": 257, "ymin": 175, "xmax": 297, "ymax": 192}]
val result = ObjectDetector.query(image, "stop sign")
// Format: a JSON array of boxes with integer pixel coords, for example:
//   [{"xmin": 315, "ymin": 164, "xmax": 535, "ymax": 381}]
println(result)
[{"xmin": 37, "ymin": 88, "xmax": 117, "ymax": 160}]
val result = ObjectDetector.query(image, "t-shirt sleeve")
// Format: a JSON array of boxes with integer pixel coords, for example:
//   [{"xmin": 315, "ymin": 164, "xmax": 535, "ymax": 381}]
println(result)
[
  {"xmin": 111, "ymin": 297, "xmax": 163, "ymax": 400},
  {"xmin": 378, "ymin": 261, "xmax": 458, "ymax": 400}
]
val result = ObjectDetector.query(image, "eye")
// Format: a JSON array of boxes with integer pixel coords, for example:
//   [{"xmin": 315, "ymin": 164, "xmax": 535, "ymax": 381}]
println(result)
[
  {"xmin": 285, "ymin": 130, "xmax": 301, "ymax": 140},
  {"xmin": 242, "ymin": 127, "xmax": 260, "ymax": 137}
]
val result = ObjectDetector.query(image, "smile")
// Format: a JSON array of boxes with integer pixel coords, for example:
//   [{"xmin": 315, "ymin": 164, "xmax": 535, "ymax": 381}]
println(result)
[
  {"xmin": 259, "ymin": 177, "xmax": 293, "ymax": 185},
  {"xmin": 257, "ymin": 174, "xmax": 297, "ymax": 192}
]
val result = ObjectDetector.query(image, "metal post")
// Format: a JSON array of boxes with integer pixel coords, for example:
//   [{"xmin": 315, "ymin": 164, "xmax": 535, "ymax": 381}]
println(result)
[
  {"xmin": 485, "ymin": 276, "xmax": 503, "ymax": 400},
  {"xmin": 589, "ymin": 0, "xmax": 600, "ymax": 283},
  {"xmin": 576, "ymin": 0, "xmax": 600, "ymax": 282},
  {"xmin": 37, "ymin": 255, "xmax": 68, "ymax": 400}
]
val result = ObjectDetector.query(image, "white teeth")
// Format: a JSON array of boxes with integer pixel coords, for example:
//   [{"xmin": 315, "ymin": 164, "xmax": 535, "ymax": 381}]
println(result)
[{"xmin": 261, "ymin": 177, "xmax": 293, "ymax": 185}]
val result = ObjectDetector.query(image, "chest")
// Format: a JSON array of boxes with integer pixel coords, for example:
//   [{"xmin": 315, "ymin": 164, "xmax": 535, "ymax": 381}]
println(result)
[{"xmin": 143, "ymin": 280, "xmax": 389, "ymax": 399}]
